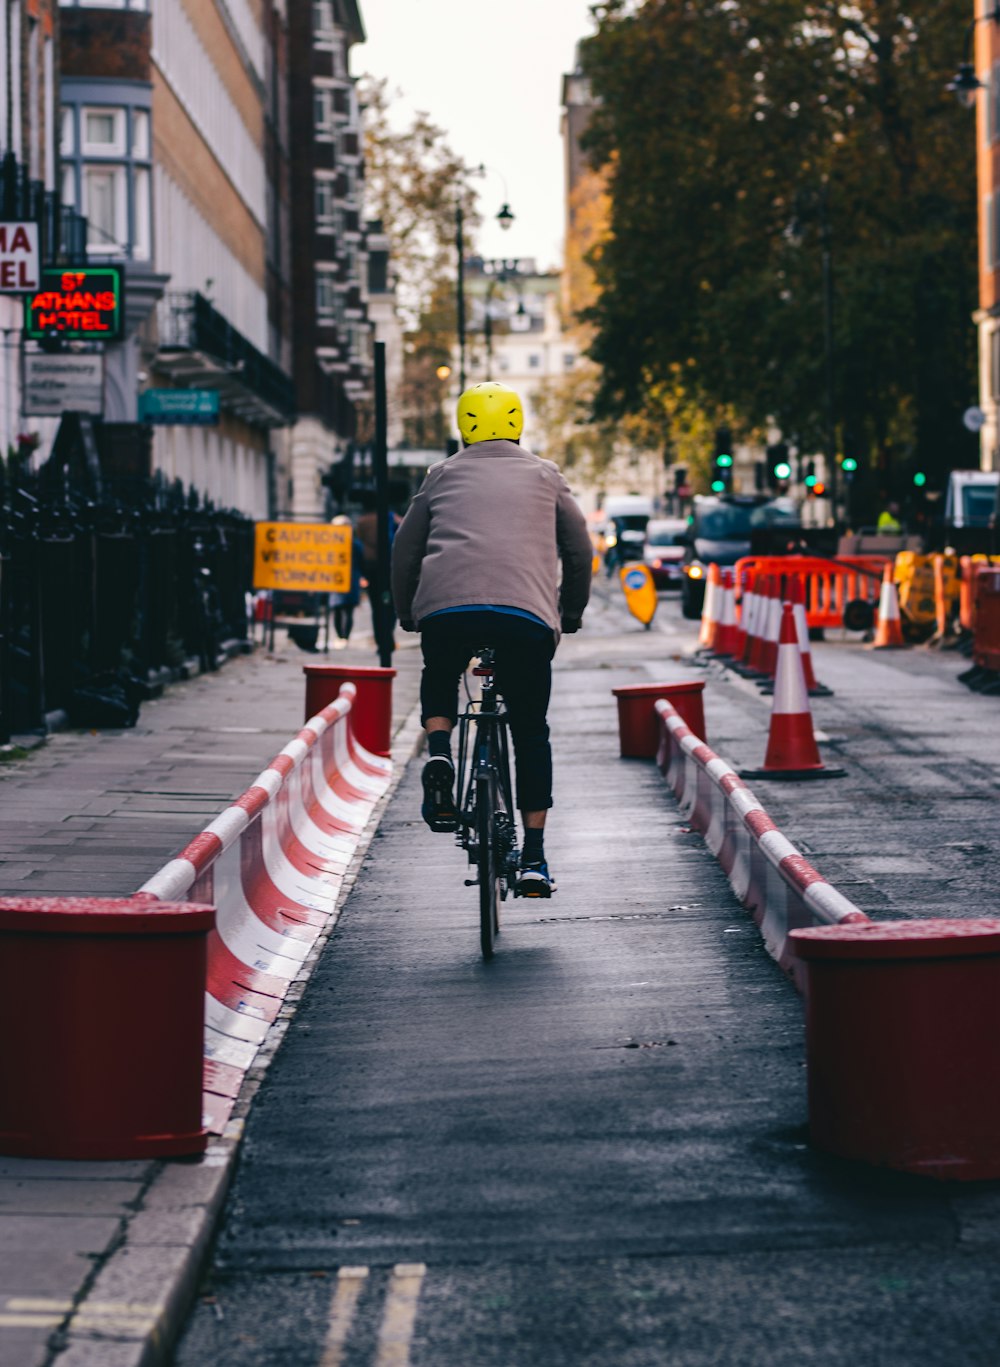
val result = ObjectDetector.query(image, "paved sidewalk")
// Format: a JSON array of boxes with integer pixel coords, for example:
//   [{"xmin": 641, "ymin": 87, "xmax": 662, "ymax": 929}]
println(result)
[{"xmin": 0, "ymin": 632, "xmax": 421, "ymax": 1367}]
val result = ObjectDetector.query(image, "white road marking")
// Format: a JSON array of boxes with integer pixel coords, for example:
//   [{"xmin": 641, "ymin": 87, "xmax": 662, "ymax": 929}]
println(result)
[
  {"xmin": 319, "ymin": 1266, "xmax": 369, "ymax": 1367},
  {"xmin": 374, "ymin": 1263, "xmax": 427, "ymax": 1367}
]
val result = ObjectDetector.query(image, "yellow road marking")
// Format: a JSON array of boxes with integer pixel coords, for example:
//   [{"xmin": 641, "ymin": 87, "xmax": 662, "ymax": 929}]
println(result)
[
  {"xmin": 319, "ymin": 1266, "xmax": 369, "ymax": 1367},
  {"xmin": 0, "ymin": 1313, "xmax": 63, "ymax": 1329},
  {"xmin": 374, "ymin": 1263, "xmax": 426, "ymax": 1367},
  {"xmin": 7, "ymin": 1299, "xmax": 161, "ymax": 1317}
]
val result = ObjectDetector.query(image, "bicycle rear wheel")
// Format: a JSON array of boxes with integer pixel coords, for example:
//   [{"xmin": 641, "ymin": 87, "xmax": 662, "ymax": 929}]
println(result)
[{"xmin": 476, "ymin": 770, "xmax": 500, "ymax": 960}]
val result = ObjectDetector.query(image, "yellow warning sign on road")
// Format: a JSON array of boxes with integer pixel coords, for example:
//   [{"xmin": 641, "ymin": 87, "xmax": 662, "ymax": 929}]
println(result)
[
  {"xmin": 253, "ymin": 522, "xmax": 352, "ymax": 593},
  {"xmin": 620, "ymin": 562, "xmax": 658, "ymax": 628}
]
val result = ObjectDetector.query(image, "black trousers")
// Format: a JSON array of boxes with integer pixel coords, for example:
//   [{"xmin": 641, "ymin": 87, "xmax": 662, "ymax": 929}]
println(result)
[{"xmin": 420, "ymin": 611, "xmax": 556, "ymax": 812}]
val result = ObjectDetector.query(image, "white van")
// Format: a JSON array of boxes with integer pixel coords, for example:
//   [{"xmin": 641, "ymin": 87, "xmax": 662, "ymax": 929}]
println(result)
[
  {"xmin": 601, "ymin": 495, "xmax": 656, "ymax": 564},
  {"xmin": 945, "ymin": 470, "xmax": 999, "ymax": 529}
]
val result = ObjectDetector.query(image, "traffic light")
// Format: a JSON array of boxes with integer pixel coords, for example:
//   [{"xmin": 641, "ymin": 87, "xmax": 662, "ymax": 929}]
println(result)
[
  {"xmin": 712, "ymin": 427, "xmax": 733, "ymax": 492},
  {"xmin": 767, "ymin": 442, "xmax": 791, "ymax": 486},
  {"xmin": 912, "ymin": 470, "xmax": 927, "ymax": 488},
  {"xmin": 804, "ymin": 461, "xmax": 817, "ymax": 489},
  {"xmin": 841, "ymin": 456, "xmax": 858, "ymax": 478}
]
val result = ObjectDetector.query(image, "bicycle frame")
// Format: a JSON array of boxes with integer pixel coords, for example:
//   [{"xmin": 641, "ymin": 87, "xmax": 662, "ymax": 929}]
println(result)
[{"xmin": 455, "ymin": 649, "xmax": 519, "ymax": 955}]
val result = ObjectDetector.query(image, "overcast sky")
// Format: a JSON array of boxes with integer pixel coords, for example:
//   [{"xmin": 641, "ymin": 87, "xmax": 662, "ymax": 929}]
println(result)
[{"xmin": 355, "ymin": 0, "xmax": 599, "ymax": 270}]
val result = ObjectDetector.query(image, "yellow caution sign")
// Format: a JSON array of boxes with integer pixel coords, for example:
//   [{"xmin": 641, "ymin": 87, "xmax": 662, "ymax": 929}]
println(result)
[
  {"xmin": 620, "ymin": 562, "xmax": 658, "ymax": 628},
  {"xmin": 253, "ymin": 521, "xmax": 352, "ymax": 593}
]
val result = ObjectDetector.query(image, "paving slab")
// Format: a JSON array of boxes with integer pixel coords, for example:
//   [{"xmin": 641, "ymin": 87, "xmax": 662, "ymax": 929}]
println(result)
[{"xmin": 0, "ymin": 632, "xmax": 421, "ymax": 1367}]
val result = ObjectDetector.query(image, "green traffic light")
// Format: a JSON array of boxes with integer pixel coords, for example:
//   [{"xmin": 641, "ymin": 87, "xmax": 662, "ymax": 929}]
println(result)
[
  {"xmin": 804, "ymin": 474, "xmax": 817, "ymax": 487},
  {"xmin": 710, "ymin": 479, "xmax": 726, "ymax": 492},
  {"xmin": 842, "ymin": 457, "xmax": 858, "ymax": 473},
  {"xmin": 716, "ymin": 453, "xmax": 733, "ymax": 468},
  {"xmin": 913, "ymin": 471, "xmax": 927, "ymax": 487},
  {"xmin": 773, "ymin": 462, "xmax": 791, "ymax": 480}
]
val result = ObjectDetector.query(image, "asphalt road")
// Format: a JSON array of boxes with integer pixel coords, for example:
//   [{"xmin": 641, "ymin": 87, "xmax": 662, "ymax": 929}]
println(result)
[{"xmin": 171, "ymin": 587, "xmax": 1000, "ymax": 1366}]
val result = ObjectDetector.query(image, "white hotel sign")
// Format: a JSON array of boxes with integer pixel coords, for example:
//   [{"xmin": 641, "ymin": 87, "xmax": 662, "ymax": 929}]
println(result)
[{"xmin": 0, "ymin": 222, "xmax": 40, "ymax": 292}]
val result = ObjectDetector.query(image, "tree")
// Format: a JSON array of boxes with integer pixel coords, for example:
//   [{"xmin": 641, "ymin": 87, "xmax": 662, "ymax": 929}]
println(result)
[
  {"xmin": 581, "ymin": 0, "xmax": 978, "ymax": 508},
  {"xmin": 360, "ymin": 78, "xmax": 483, "ymax": 447}
]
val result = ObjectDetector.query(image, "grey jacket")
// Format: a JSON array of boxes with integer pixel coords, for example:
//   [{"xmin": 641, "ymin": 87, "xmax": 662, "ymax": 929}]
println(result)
[{"xmin": 391, "ymin": 440, "xmax": 592, "ymax": 638}]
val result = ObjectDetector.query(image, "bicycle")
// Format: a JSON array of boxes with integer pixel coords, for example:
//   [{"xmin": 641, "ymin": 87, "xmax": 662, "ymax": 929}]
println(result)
[{"xmin": 454, "ymin": 647, "xmax": 520, "ymax": 960}]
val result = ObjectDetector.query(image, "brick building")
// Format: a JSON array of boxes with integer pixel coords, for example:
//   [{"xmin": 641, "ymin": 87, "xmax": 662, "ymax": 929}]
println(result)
[{"xmin": 280, "ymin": 0, "xmax": 394, "ymax": 520}]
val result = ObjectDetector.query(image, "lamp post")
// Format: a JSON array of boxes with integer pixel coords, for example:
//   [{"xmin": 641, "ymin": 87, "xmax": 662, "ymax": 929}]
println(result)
[
  {"xmin": 455, "ymin": 166, "xmax": 514, "ymax": 393},
  {"xmin": 947, "ymin": 4, "xmax": 1000, "ymax": 107},
  {"xmin": 789, "ymin": 184, "xmax": 838, "ymax": 520}
]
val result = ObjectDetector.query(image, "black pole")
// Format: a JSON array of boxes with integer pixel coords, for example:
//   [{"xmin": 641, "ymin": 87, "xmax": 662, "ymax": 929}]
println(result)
[
  {"xmin": 820, "ymin": 186, "xmax": 838, "ymax": 520},
  {"xmin": 456, "ymin": 201, "xmax": 466, "ymax": 393},
  {"xmin": 373, "ymin": 340, "xmax": 393, "ymax": 668}
]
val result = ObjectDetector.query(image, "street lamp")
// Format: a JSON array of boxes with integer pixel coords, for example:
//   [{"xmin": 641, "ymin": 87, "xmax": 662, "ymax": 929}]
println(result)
[
  {"xmin": 789, "ymin": 184, "xmax": 838, "ymax": 518},
  {"xmin": 455, "ymin": 166, "xmax": 514, "ymax": 392},
  {"xmin": 947, "ymin": 4, "xmax": 1000, "ymax": 107}
]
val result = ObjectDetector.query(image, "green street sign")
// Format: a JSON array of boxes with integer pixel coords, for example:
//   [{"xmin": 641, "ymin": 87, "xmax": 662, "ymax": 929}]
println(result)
[{"xmin": 139, "ymin": 389, "xmax": 220, "ymax": 425}]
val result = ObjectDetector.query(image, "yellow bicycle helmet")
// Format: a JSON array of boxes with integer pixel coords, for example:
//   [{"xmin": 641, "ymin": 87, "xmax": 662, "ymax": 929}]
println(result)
[{"xmin": 456, "ymin": 381, "xmax": 524, "ymax": 445}]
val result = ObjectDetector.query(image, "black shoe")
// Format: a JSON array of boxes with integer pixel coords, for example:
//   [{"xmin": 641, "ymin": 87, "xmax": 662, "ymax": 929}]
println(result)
[
  {"xmin": 516, "ymin": 858, "xmax": 556, "ymax": 898},
  {"xmin": 421, "ymin": 755, "xmax": 458, "ymax": 832}
]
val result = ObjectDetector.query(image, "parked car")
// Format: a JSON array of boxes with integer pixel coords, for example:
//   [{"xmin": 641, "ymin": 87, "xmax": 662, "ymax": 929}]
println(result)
[
  {"xmin": 680, "ymin": 495, "xmax": 802, "ymax": 619},
  {"xmin": 642, "ymin": 517, "xmax": 688, "ymax": 587}
]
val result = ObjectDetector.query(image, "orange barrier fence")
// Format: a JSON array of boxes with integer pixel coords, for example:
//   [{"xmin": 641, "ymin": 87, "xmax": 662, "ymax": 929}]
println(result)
[
  {"xmin": 733, "ymin": 555, "xmax": 888, "ymax": 630},
  {"xmin": 973, "ymin": 568, "xmax": 1000, "ymax": 672},
  {"xmin": 959, "ymin": 555, "xmax": 1000, "ymax": 634}
]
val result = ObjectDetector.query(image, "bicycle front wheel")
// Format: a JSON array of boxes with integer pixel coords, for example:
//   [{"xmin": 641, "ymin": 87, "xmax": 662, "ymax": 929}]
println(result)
[{"xmin": 476, "ymin": 771, "xmax": 500, "ymax": 960}]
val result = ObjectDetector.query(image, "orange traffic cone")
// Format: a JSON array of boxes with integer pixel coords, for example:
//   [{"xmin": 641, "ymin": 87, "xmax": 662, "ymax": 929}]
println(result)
[
  {"xmin": 868, "ymin": 564, "xmax": 906, "ymax": 649},
  {"xmin": 735, "ymin": 578, "xmax": 762, "ymax": 674},
  {"xmin": 697, "ymin": 562, "xmax": 722, "ymax": 650},
  {"xmin": 741, "ymin": 604, "xmax": 845, "ymax": 781},
  {"xmin": 790, "ymin": 578, "xmax": 832, "ymax": 695},
  {"xmin": 714, "ymin": 569, "xmax": 740, "ymax": 656},
  {"xmin": 760, "ymin": 578, "xmax": 783, "ymax": 679},
  {"xmin": 746, "ymin": 576, "xmax": 773, "ymax": 676}
]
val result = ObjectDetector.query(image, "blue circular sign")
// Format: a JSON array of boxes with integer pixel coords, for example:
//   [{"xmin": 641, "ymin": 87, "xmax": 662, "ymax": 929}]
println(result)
[{"xmin": 625, "ymin": 569, "xmax": 647, "ymax": 590}]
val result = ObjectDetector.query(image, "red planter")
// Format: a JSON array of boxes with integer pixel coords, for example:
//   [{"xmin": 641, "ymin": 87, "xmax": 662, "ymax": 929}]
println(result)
[
  {"xmin": 790, "ymin": 918, "xmax": 1000, "ymax": 1180},
  {"xmin": 0, "ymin": 897, "xmax": 213, "ymax": 1159},
  {"xmin": 303, "ymin": 663, "xmax": 396, "ymax": 757},
  {"xmin": 612, "ymin": 681, "xmax": 706, "ymax": 758}
]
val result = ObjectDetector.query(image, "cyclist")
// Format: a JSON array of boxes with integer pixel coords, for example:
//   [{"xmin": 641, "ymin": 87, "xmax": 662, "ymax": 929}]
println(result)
[{"xmin": 391, "ymin": 381, "xmax": 592, "ymax": 897}]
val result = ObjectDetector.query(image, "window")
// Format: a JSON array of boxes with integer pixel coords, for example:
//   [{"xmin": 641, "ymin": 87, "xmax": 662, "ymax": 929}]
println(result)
[
  {"xmin": 315, "ymin": 176, "xmax": 335, "ymax": 230},
  {"xmin": 316, "ymin": 267, "xmax": 338, "ymax": 319},
  {"xmin": 84, "ymin": 165, "xmax": 126, "ymax": 249},
  {"xmin": 132, "ymin": 109, "xmax": 149, "ymax": 159},
  {"xmin": 61, "ymin": 92, "xmax": 152, "ymax": 260},
  {"xmin": 528, "ymin": 354, "xmax": 541, "ymax": 369},
  {"xmin": 314, "ymin": 86, "xmax": 335, "ymax": 137},
  {"xmin": 563, "ymin": 352, "xmax": 575, "ymax": 369},
  {"xmin": 313, "ymin": 1, "xmax": 334, "ymax": 35},
  {"xmin": 82, "ymin": 107, "xmax": 125, "ymax": 156},
  {"xmin": 59, "ymin": 105, "xmax": 75, "ymax": 156}
]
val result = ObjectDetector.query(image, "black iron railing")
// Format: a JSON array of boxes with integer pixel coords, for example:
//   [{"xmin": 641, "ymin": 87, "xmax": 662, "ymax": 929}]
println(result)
[
  {"xmin": 0, "ymin": 151, "xmax": 89, "ymax": 266},
  {"xmin": 0, "ymin": 464, "xmax": 254, "ymax": 741},
  {"xmin": 158, "ymin": 291, "xmax": 296, "ymax": 420}
]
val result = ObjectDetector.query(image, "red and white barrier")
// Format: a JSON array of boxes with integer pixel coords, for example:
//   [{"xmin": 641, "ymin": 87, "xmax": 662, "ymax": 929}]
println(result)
[
  {"xmin": 654, "ymin": 697, "xmax": 867, "ymax": 987},
  {"xmin": 136, "ymin": 682, "xmax": 392, "ymax": 1133}
]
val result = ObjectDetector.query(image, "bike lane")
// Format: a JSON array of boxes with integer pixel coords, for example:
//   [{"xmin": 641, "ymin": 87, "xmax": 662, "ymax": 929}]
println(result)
[{"xmin": 173, "ymin": 618, "xmax": 1000, "ymax": 1367}]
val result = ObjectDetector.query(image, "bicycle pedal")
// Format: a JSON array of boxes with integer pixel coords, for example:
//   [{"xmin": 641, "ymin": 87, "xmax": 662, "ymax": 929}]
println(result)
[{"xmin": 464, "ymin": 877, "xmax": 479, "ymax": 887}]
